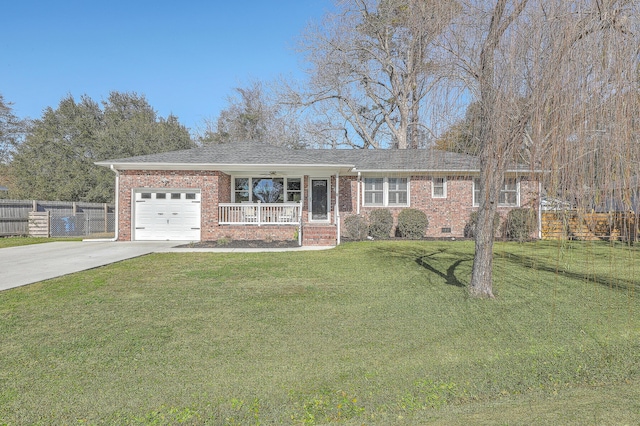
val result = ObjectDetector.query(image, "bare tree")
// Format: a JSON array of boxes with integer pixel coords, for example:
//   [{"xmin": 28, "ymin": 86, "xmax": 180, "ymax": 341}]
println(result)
[
  {"xmin": 198, "ymin": 80, "xmax": 304, "ymax": 148},
  {"xmin": 296, "ymin": 0, "xmax": 456, "ymax": 149},
  {"xmin": 441, "ymin": 0, "xmax": 640, "ymax": 297}
]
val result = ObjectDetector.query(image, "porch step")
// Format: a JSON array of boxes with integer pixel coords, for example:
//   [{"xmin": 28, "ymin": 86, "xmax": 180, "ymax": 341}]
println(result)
[{"xmin": 303, "ymin": 225, "xmax": 337, "ymax": 246}]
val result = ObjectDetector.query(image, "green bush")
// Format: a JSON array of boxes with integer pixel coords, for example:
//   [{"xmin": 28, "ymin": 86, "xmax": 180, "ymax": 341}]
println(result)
[
  {"xmin": 344, "ymin": 215, "xmax": 369, "ymax": 241},
  {"xmin": 464, "ymin": 211, "xmax": 502, "ymax": 238},
  {"xmin": 505, "ymin": 208, "xmax": 538, "ymax": 241},
  {"xmin": 397, "ymin": 209, "xmax": 429, "ymax": 239},
  {"xmin": 368, "ymin": 209, "xmax": 394, "ymax": 239}
]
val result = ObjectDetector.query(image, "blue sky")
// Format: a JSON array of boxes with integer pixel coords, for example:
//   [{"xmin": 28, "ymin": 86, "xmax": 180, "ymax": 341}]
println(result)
[{"xmin": 1, "ymin": 0, "xmax": 332, "ymax": 134}]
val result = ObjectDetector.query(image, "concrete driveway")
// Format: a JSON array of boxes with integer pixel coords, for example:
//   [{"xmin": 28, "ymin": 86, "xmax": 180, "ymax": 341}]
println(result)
[{"xmin": 0, "ymin": 241, "xmax": 184, "ymax": 291}]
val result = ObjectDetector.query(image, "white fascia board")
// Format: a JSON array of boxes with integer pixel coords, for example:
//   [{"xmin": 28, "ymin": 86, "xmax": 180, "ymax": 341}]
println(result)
[
  {"xmin": 352, "ymin": 168, "xmax": 543, "ymax": 174},
  {"xmin": 95, "ymin": 162, "xmax": 355, "ymax": 174},
  {"xmin": 353, "ymin": 168, "xmax": 480, "ymax": 173}
]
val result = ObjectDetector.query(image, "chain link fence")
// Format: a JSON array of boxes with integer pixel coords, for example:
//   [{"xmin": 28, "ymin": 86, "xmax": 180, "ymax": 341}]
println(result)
[{"xmin": 49, "ymin": 212, "xmax": 116, "ymax": 237}]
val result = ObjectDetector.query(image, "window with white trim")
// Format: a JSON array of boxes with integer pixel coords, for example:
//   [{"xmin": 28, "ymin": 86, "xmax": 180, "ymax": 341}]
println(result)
[
  {"xmin": 364, "ymin": 178, "xmax": 384, "ymax": 206},
  {"xmin": 363, "ymin": 177, "xmax": 409, "ymax": 207},
  {"xmin": 233, "ymin": 177, "xmax": 302, "ymax": 203},
  {"xmin": 432, "ymin": 177, "xmax": 447, "ymax": 198},
  {"xmin": 388, "ymin": 178, "xmax": 408, "ymax": 205},
  {"xmin": 473, "ymin": 177, "xmax": 519, "ymax": 206}
]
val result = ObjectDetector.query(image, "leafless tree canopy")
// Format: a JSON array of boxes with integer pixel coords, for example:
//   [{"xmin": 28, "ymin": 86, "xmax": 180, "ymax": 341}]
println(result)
[
  {"xmin": 297, "ymin": 0, "xmax": 460, "ymax": 149},
  {"xmin": 197, "ymin": 81, "xmax": 304, "ymax": 149}
]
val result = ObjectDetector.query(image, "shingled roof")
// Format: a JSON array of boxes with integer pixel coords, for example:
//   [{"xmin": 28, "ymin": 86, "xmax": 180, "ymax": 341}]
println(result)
[{"xmin": 96, "ymin": 141, "xmax": 531, "ymax": 173}]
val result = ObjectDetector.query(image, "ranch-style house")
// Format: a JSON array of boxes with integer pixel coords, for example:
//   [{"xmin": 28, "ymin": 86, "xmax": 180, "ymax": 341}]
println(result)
[{"xmin": 96, "ymin": 141, "xmax": 540, "ymax": 246}]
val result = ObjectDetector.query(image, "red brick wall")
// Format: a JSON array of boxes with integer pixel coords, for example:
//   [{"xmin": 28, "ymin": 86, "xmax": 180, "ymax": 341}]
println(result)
[
  {"xmin": 338, "ymin": 174, "xmax": 540, "ymax": 239},
  {"xmin": 118, "ymin": 170, "xmax": 225, "ymax": 241},
  {"xmin": 214, "ymin": 225, "xmax": 298, "ymax": 242},
  {"xmin": 117, "ymin": 170, "xmax": 539, "ymax": 242},
  {"xmin": 117, "ymin": 170, "xmax": 300, "ymax": 242}
]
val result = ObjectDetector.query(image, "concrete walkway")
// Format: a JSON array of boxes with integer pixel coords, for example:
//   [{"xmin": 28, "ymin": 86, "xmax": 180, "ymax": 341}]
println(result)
[{"xmin": 0, "ymin": 241, "xmax": 332, "ymax": 291}]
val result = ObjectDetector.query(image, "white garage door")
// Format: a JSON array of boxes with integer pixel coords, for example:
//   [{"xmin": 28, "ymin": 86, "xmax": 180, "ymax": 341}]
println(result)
[{"xmin": 134, "ymin": 190, "xmax": 201, "ymax": 241}]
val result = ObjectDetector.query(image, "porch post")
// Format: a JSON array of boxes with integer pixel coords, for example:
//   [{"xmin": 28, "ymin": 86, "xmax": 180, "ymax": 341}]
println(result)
[
  {"xmin": 298, "ymin": 202, "xmax": 303, "ymax": 246},
  {"xmin": 356, "ymin": 172, "xmax": 361, "ymax": 215}
]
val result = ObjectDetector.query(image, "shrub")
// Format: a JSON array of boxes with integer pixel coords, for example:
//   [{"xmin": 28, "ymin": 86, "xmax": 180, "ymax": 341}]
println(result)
[
  {"xmin": 344, "ymin": 215, "xmax": 368, "ymax": 241},
  {"xmin": 368, "ymin": 209, "xmax": 394, "ymax": 239},
  {"xmin": 464, "ymin": 211, "xmax": 502, "ymax": 238},
  {"xmin": 216, "ymin": 236, "xmax": 231, "ymax": 246},
  {"xmin": 397, "ymin": 209, "xmax": 429, "ymax": 239},
  {"xmin": 505, "ymin": 208, "xmax": 538, "ymax": 241}
]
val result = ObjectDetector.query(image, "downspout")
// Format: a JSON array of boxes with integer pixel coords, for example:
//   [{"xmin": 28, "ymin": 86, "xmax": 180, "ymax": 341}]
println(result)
[
  {"xmin": 356, "ymin": 172, "xmax": 361, "ymax": 215},
  {"xmin": 538, "ymin": 181, "xmax": 542, "ymax": 240},
  {"xmin": 335, "ymin": 173, "xmax": 340, "ymax": 245},
  {"xmin": 110, "ymin": 165, "xmax": 119, "ymax": 241}
]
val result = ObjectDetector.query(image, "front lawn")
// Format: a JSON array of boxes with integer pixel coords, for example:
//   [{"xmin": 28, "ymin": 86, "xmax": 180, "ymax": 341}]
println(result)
[{"xmin": 1, "ymin": 240, "xmax": 638, "ymax": 424}]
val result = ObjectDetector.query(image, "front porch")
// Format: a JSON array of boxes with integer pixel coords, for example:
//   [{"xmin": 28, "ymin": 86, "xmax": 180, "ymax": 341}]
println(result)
[
  {"xmin": 216, "ymin": 202, "xmax": 337, "ymax": 246},
  {"xmin": 218, "ymin": 202, "xmax": 302, "ymax": 226}
]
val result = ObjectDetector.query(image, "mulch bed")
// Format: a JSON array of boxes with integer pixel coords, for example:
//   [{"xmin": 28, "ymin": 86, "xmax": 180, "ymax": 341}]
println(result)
[{"xmin": 176, "ymin": 240, "xmax": 300, "ymax": 249}]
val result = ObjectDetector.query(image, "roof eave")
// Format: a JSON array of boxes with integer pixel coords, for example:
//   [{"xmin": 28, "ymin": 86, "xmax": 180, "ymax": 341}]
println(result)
[{"xmin": 95, "ymin": 162, "xmax": 355, "ymax": 174}]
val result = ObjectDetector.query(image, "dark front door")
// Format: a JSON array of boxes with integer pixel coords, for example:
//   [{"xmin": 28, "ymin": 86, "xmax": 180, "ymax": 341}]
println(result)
[{"xmin": 311, "ymin": 179, "xmax": 328, "ymax": 221}]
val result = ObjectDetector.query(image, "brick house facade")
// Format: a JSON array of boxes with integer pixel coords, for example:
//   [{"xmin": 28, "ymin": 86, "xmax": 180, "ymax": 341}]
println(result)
[{"xmin": 98, "ymin": 142, "xmax": 540, "ymax": 246}]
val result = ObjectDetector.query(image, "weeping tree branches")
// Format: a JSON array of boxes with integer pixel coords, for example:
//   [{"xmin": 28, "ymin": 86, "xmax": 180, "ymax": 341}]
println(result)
[{"xmin": 443, "ymin": 0, "xmax": 640, "ymax": 297}]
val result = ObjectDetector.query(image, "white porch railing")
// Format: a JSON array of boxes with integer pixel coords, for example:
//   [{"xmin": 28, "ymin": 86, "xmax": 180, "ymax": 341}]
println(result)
[{"xmin": 218, "ymin": 203, "xmax": 302, "ymax": 225}]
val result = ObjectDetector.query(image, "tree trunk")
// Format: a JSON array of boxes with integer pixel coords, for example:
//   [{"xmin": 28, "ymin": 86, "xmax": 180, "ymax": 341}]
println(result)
[
  {"xmin": 467, "ymin": 0, "xmax": 507, "ymax": 298},
  {"xmin": 470, "ymin": 184, "xmax": 498, "ymax": 298}
]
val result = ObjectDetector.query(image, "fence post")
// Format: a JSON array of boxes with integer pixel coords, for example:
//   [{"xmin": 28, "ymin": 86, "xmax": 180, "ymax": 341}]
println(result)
[
  {"xmin": 28, "ymin": 211, "xmax": 50, "ymax": 237},
  {"xmin": 104, "ymin": 203, "xmax": 108, "ymax": 233},
  {"xmin": 32, "ymin": 200, "xmax": 37, "ymax": 212}
]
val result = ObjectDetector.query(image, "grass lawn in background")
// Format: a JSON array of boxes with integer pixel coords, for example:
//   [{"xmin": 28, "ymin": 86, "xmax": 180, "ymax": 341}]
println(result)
[
  {"xmin": 0, "ymin": 240, "xmax": 638, "ymax": 424},
  {"xmin": 0, "ymin": 236, "xmax": 82, "ymax": 249}
]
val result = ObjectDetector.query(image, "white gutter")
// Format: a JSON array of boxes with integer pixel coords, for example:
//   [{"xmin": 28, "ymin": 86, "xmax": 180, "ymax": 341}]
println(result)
[
  {"xmin": 108, "ymin": 165, "xmax": 119, "ymax": 241},
  {"xmin": 351, "ymin": 168, "xmax": 545, "ymax": 174},
  {"xmin": 95, "ymin": 162, "xmax": 355, "ymax": 174},
  {"xmin": 335, "ymin": 173, "xmax": 340, "ymax": 245}
]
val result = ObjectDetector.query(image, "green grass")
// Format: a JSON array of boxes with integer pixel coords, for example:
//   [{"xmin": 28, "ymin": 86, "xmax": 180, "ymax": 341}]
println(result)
[
  {"xmin": 0, "ymin": 240, "xmax": 638, "ymax": 424},
  {"xmin": 0, "ymin": 236, "xmax": 82, "ymax": 249}
]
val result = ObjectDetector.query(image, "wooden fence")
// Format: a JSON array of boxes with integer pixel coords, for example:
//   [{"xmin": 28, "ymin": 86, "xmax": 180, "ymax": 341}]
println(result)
[
  {"xmin": 0, "ymin": 199, "xmax": 115, "ymax": 237},
  {"xmin": 541, "ymin": 211, "xmax": 638, "ymax": 242}
]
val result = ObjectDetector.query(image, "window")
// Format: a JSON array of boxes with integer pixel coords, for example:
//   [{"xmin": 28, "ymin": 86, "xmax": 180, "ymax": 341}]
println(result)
[
  {"xmin": 252, "ymin": 178, "xmax": 283, "ymax": 203},
  {"xmin": 363, "ymin": 177, "xmax": 409, "ymax": 207},
  {"xmin": 141, "ymin": 193, "xmax": 151, "ymax": 199},
  {"xmin": 156, "ymin": 193, "xmax": 166, "ymax": 199},
  {"xmin": 232, "ymin": 177, "xmax": 302, "ymax": 203},
  {"xmin": 171, "ymin": 193, "xmax": 181, "ymax": 200},
  {"xmin": 286, "ymin": 178, "xmax": 302, "ymax": 202},
  {"xmin": 185, "ymin": 193, "xmax": 196, "ymax": 200},
  {"xmin": 364, "ymin": 178, "xmax": 384, "ymax": 206},
  {"xmin": 499, "ymin": 179, "xmax": 518, "ymax": 205},
  {"xmin": 388, "ymin": 178, "xmax": 408, "ymax": 205},
  {"xmin": 234, "ymin": 178, "xmax": 250, "ymax": 202},
  {"xmin": 432, "ymin": 177, "xmax": 447, "ymax": 198},
  {"xmin": 473, "ymin": 177, "xmax": 519, "ymax": 207}
]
